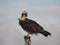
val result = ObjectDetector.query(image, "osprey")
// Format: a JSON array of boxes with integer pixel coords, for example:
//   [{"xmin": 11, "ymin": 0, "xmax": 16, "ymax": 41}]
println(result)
[{"xmin": 18, "ymin": 11, "xmax": 51, "ymax": 37}]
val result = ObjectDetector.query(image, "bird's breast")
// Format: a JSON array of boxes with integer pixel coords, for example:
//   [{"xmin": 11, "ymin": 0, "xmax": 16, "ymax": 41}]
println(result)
[{"xmin": 19, "ymin": 21, "xmax": 27, "ymax": 28}]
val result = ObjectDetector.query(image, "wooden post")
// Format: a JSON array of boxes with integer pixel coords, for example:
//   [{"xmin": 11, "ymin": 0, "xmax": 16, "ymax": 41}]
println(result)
[{"xmin": 24, "ymin": 36, "xmax": 31, "ymax": 45}]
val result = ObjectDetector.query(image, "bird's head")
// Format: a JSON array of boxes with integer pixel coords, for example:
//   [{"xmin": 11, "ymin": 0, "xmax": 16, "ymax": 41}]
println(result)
[{"xmin": 21, "ymin": 11, "xmax": 28, "ymax": 20}]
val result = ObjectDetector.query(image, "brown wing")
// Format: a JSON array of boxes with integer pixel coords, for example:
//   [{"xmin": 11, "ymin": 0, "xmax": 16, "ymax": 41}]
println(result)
[{"xmin": 25, "ymin": 19, "xmax": 45, "ymax": 33}]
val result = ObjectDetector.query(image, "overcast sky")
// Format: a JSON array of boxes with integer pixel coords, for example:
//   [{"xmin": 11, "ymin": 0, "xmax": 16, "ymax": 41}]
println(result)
[{"xmin": 0, "ymin": 0, "xmax": 60, "ymax": 45}]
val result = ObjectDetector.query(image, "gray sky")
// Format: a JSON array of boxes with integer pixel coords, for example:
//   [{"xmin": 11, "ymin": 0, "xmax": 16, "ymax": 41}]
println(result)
[{"xmin": 0, "ymin": 0, "xmax": 60, "ymax": 45}]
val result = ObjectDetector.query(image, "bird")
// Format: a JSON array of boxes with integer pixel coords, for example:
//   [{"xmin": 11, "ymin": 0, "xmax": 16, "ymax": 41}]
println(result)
[{"xmin": 18, "ymin": 11, "xmax": 51, "ymax": 37}]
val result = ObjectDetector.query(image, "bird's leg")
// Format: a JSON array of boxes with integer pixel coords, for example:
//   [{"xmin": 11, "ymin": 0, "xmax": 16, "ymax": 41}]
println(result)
[{"xmin": 27, "ymin": 33, "xmax": 30, "ymax": 37}]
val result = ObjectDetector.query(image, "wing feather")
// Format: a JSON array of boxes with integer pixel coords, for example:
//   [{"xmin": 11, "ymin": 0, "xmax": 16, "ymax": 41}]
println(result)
[{"xmin": 25, "ymin": 19, "xmax": 45, "ymax": 33}]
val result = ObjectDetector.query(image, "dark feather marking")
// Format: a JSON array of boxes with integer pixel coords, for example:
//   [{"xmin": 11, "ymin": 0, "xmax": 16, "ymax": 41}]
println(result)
[{"xmin": 19, "ymin": 18, "xmax": 51, "ymax": 37}]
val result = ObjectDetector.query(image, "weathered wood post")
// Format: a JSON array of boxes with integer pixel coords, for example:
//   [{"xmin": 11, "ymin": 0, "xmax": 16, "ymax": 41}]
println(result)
[{"xmin": 24, "ymin": 36, "xmax": 31, "ymax": 45}]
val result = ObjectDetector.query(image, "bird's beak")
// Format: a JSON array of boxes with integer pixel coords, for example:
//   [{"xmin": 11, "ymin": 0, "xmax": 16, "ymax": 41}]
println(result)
[{"xmin": 18, "ymin": 18, "xmax": 21, "ymax": 21}]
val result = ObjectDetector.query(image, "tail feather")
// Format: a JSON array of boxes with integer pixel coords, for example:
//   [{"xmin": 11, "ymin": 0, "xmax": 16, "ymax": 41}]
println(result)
[{"xmin": 41, "ymin": 31, "xmax": 51, "ymax": 37}]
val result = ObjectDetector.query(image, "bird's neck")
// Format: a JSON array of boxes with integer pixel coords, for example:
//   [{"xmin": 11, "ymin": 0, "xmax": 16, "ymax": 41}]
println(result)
[{"xmin": 21, "ymin": 17, "xmax": 27, "ymax": 20}]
